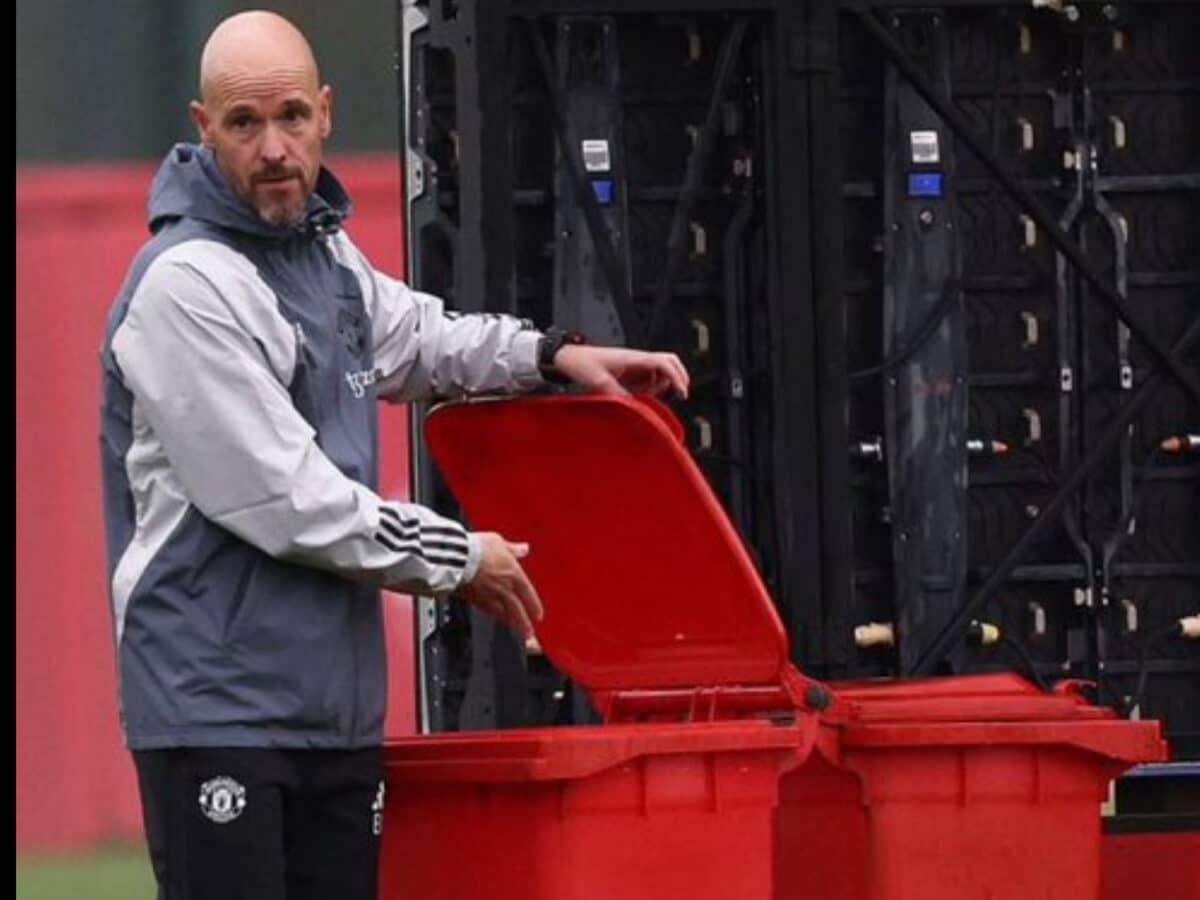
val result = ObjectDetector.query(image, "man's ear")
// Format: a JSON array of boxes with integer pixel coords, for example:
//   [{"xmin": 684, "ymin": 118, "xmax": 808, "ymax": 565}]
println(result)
[
  {"xmin": 318, "ymin": 85, "xmax": 333, "ymax": 141},
  {"xmin": 189, "ymin": 100, "xmax": 214, "ymax": 146}
]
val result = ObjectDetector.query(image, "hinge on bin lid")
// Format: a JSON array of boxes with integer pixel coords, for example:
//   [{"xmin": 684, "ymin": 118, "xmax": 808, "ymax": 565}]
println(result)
[{"xmin": 782, "ymin": 665, "xmax": 838, "ymax": 718}]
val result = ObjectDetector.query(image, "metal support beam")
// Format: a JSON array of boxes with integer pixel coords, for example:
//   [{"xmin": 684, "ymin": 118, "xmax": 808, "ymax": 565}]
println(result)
[
  {"xmin": 854, "ymin": 8, "xmax": 1200, "ymax": 407},
  {"xmin": 762, "ymin": 2, "xmax": 827, "ymax": 665},
  {"xmin": 805, "ymin": 0, "xmax": 854, "ymax": 672},
  {"xmin": 880, "ymin": 10, "xmax": 967, "ymax": 674}
]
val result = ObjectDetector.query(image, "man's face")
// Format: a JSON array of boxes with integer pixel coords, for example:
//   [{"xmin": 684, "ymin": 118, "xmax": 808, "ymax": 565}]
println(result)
[{"xmin": 192, "ymin": 76, "xmax": 331, "ymax": 227}]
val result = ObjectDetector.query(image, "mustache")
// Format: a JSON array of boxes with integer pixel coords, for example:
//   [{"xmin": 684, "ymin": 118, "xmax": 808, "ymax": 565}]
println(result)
[{"xmin": 252, "ymin": 167, "xmax": 303, "ymax": 184}]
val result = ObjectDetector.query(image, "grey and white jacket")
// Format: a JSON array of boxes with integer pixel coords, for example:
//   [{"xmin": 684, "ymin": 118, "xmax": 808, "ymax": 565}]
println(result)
[{"xmin": 100, "ymin": 143, "xmax": 543, "ymax": 749}]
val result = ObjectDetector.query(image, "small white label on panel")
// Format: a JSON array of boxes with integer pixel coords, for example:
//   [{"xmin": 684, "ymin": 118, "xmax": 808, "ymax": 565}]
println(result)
[
  {"xmin": 910, "ymin": 130, "xmax": 940, "ymax": 164},
  {"xmin": 581, "ymin": 139, "xmax": 612, "ymax": 172}
]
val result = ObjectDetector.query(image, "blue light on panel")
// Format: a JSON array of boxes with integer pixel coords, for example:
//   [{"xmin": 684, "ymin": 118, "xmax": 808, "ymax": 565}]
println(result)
[
  {"xmin": 908, "ymin": 173, "xmax": 944, "ymax": 197},
  {"xmin": 592, "ymin": 179, "xmax": 615, "ymax": 205}
]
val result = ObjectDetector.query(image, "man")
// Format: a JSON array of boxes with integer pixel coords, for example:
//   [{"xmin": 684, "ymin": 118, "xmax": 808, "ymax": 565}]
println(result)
[{"xmin": 99, "ymin": 10, "xmax": 688, "ymax": 899}]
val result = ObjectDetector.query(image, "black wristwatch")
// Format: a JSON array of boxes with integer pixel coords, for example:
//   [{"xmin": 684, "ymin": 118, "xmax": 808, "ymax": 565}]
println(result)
[{"xmin": 537, "ymin": 327, "xmax": 588, "ymax": 381}]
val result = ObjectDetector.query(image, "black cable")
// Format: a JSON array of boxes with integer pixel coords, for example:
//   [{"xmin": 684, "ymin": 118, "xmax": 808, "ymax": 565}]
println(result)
[
  {"xmin": 1100, "ymin": 445, "xmax": 1168, "ymax": 564},
  {"xmin": 1123, "ymin": 620, "xmax": 1187, "ymax": 719},
  {"xmin": 966, "ymin": 622, "xmax": 1051, "ymax": 693},
  {"xmin": 850, "ymin": 279, "xmax": 961, "ymax": 382},
  {"xmin": 998, "ymin": 635, "xmax": 1052, "ymax": 693}
]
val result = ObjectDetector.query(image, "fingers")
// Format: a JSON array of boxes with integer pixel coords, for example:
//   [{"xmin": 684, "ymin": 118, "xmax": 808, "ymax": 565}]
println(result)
[
  {"xmin": 647, "ymin": 368, "xmax": 676, "ymax": 397},
  {"xmin": 645, "ymin": 352, "xmax": 689, "ymax": 398},
  {"xmin": 663, "ymin": 353, "xmax": 690, "ymax": 398},
  {"xmin": 559, "ymin": 346, "xmax": 688, "ymax": 399},
  {"xmin": 460, "ymin": 534, "xmax": 544, "ymax": 639},
  {"xmin": 489, "ymin": 563, "xmax": 541, "ymax": 639},
  {"xmin": 470, "ymin": 591, "xmax": 533, "ymax": 640},
  {"xmin": 612, "ymin": 352, "xmax": 689, "ymax": 399},
  {"xmin": 502, "ymin": 590, "xmax": 535, "ymax": 639},
  {"xmin": 508, "ymin": 558, "xmax": 544, "ymax": 624}
]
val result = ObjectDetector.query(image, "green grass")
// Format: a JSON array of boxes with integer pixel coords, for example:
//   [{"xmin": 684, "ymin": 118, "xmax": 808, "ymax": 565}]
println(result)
[{"xmin": 16, "ymin": 844, "xmax": 155, "ymax": 900}]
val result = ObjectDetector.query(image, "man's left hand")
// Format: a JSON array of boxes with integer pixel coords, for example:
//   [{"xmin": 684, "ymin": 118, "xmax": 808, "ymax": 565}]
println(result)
[{"xmin": 551, "ymin": 345, "xmax": 690, "ymax": 398}]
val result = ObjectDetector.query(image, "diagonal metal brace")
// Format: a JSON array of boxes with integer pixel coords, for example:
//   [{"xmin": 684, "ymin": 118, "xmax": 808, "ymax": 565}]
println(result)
[{"xmin": 855, "ymin": 8, "xmax": 1200, "ymax": 406}]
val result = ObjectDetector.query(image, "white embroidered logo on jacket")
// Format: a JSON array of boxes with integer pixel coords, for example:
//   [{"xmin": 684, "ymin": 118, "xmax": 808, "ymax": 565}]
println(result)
[{"xmin": 345, "ymin": 368, "xmax": 380, "ymax": 399}]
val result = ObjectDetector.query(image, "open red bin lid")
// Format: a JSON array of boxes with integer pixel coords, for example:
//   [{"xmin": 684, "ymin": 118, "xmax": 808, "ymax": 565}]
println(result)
[{"xmin": 425, "ymin": 394, "xmax": 790, "ymax": 694}]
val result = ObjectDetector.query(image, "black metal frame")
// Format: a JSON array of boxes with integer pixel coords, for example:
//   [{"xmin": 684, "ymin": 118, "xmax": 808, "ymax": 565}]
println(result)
[
  {"xmin": 400, "ymin": 0, "xmax": 1199, "ymax": 752},
  {"xmin": 917, "ymin": 316, "xmax": 1199, "ymax": 674},
  {"xmin": 763, "ymin": 1, "xmax": 831, "ymax": 666},
  {"xmin": 849, "ymin": 4, "xmax": 1200, "ymax": 675},
  {"xmin": 853, "ymin": 8, "xmax": 1200, "ymax": 408}
]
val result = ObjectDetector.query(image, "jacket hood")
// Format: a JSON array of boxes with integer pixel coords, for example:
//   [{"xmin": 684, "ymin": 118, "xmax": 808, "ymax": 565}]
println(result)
[{"xmin": 147, "ymin": 142, "xmax": 352, "ymax": 240}]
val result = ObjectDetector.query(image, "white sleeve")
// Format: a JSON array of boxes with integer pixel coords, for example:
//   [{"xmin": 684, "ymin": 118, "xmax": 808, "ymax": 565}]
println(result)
[
  {"xmin": 111, "ymin": 255, "xmax": 481, "ymax": 594},
  {"xmin": 333, "ymin": 235, "xmax": 546, "ymax": 402}
]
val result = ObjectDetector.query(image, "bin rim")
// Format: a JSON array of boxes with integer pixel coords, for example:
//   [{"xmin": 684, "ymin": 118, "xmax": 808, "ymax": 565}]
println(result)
[
  {"xmin": 841, "ymin": 718, "xmax": 1166, "ymax": 760},
  {"xmin": 383, "ymin": 716, "xmax": 813, "ymax": 783}
]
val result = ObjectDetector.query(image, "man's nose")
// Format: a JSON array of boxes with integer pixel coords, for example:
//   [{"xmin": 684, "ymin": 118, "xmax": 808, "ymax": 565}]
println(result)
[{"xmin": 260, "ymin": 123, "xmax": 287, "ymax": 165}]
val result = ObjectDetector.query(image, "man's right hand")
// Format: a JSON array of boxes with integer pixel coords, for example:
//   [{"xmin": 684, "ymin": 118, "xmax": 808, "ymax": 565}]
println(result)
[{"xmin": 458, "ymin": 532, "xmax": 544, "ymax": 639}]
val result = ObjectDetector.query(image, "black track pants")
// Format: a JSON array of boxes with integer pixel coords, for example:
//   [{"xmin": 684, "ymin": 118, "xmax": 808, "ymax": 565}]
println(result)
[{"xmin": 133, "ymin": 747, "xmax": 384, "ymax": 900}]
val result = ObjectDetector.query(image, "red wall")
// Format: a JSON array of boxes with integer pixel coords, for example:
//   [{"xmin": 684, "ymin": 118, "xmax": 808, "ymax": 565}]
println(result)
[{"xmin": 16, "ymin": 156, "xmax": 415, "ymax": 853}]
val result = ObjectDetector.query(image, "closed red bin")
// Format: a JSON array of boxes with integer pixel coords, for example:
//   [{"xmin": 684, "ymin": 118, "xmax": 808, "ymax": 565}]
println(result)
[
  {"xmin": 382, "ymin": 721, "xmax": 804, "ymax": 900},
  {"xmin": 778, "ymin": 674, "xmax": 1168, "ymax": 900},
  {"xmin": 382, "ymin": 395, "xmax": 830, "ymax": 900}
]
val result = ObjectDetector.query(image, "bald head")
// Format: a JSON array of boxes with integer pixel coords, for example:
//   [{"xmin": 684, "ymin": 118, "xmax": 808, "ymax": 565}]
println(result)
[
  {"xmin": 190, "ymin": 11, "xmax": 333, "ymax": 227},
  {"xmin": 199, "ymin": 11, "xmax": 320, "ymax": 104}
]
